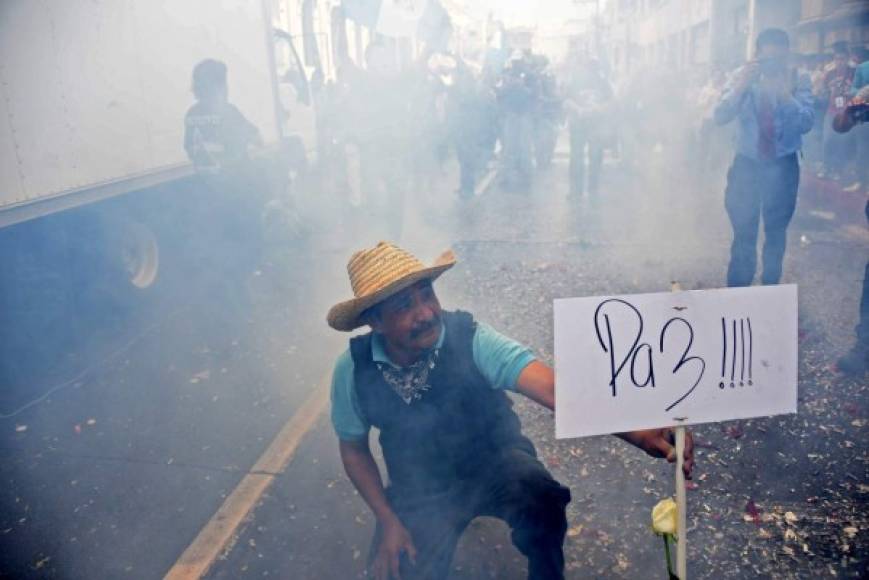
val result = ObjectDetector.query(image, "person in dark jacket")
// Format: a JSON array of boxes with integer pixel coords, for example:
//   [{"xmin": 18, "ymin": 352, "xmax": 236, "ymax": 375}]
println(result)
[
  {"xmin": 495, "ymin": 51, "xmax": 541, "ymax": 192},
  {"xmin": 327, "ymin": 241, "xmax": 695, "ymax": 580},
  {"xmin": 563, "ymin": 58, "xmax": 613, "ymax": 198},
  {"xmin": 183, "ymin": 59, "xmax": 265, "ymax": 305},
  {"xmin": 184, "ymin": 59, "xmax": 261, "ymax": 174},
  {"xmin": 442, "ymin": 55, "xmax": 497, "ymax": 198}
]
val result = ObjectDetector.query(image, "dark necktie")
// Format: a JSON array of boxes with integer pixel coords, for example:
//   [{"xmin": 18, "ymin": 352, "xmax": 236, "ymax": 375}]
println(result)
[{"xmin": 756, "ymin": 91, "xmax": 776, "ymax": 160}]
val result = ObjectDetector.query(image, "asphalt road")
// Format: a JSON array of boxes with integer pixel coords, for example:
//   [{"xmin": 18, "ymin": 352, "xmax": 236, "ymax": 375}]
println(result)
[{"xmin": 1, "ymin": 143, "xmax": 866, "ymax": 579}]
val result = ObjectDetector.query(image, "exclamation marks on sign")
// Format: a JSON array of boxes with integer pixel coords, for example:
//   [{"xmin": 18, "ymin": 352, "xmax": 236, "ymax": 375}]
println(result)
[{"xmin": 720, "ymin": 317, "xmax": 753, "ymax": 389}]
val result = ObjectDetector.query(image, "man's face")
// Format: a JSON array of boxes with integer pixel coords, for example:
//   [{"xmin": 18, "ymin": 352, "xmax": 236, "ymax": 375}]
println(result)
[
  {"xmin": 370, "ymin": 280, "xmax": 442, "ymax": 355},
  {"xmin": 758, "ymin": 44, "xmax": 789, "ymax": 77},
  {"xmin": 834, "ymin": 52, "xmax": 848, "ymax": 70}
]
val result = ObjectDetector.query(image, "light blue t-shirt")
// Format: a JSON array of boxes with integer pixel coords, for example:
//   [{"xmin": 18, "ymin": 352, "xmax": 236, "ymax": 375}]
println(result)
[{"xmin": 330, "ymin": 321, "xmax": 536, "ymax": 441}]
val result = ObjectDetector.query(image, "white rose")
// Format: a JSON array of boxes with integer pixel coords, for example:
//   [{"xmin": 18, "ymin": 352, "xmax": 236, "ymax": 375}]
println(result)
[{"xmin": 652, "ymin": 498, "xmax": 678, "ymax": 536}]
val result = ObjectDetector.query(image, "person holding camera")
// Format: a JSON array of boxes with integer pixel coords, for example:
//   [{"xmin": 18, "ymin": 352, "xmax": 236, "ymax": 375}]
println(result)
[
  {"xmin": 714, "ymin": 28, "xmax": 815, "ymax": 288},
  {"xmin": 820, "ymin": 41, "xmax": 857, "ymax": 182},
  {"xmin": 832, "ymin": 67, "xmax": 869, "ymax": 376}
]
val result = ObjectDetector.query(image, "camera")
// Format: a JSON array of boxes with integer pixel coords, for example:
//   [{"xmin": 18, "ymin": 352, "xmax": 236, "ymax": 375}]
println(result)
[{"xmin": 758, "ymin": 56, "xmax": 787, "ymax": 77}]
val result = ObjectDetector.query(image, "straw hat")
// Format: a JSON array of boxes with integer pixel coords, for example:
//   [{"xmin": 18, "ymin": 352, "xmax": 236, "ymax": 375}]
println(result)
[{"xmin": 327, "ymin": 241, "xmax": 457, "ymax": 332}]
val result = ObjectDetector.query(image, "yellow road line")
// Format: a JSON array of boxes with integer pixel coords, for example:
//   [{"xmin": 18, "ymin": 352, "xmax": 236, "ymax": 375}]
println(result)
[{"xmin": 164, "ymin": 376, "xmax": 331, "ymax": 580}]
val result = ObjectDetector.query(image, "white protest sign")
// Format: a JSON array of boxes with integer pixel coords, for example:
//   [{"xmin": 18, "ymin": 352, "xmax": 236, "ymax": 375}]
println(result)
[{"xmin": 554, "ymin": 285, "xmax": 798, "ymax": 439}]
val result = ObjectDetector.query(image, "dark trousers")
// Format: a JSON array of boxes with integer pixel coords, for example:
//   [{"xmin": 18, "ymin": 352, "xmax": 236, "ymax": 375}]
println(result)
[
  {"xmin": 858, "ymin": 260, "xmax": 869, "ymax": 346},
  {"xmin": 822, "ymin": 113, "xmax": 855, "ymax": 174},
  {"xmin": 369, "ymin": 447, "xmax": 571, "ymax": 580},
  {"xmin": 500, "ymin": 113, "xmax": 535, "ymax": 192},
  {"xmin": 724, "ymin": 153, "xmax": 800, "ymax": 287},
  {"xmin": 857, "ymin": 123, "xmax": 869, "ymax": 186},
  {"xmin": 857, "ymin": 201, "xmax": 869, "ymax": 347},
  {"xmin": 569, "ymin": 123, "xmax": 603, "ymax": 197},
  {"xmin": 456, "ymin": 141, "xmax": 485, "ymax": 197}
]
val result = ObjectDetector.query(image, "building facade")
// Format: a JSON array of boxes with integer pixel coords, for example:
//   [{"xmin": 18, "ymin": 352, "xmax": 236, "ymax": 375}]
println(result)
[
  {"xmin": 794, "ymin": 0, "xmax": 869, "ymax": 55},
  {"xmin": 603, "ymin": 0, "xmax": 866, "ymax": 77}
]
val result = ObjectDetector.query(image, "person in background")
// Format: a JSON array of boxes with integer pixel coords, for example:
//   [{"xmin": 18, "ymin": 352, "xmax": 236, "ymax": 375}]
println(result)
[
  {"xmin": 714, "ymin": 28, "xmax": 814, "ymax": 288},
  {"xmin": 695, "ymin": 68, "xmax": 729, "ymax": 176},
  {"xmin": 837, "ymin": 200, "xmax": 869, "ymax": 375},
  {"xmin": 495, "ymin": 50, "xmax": 540, "ymax": 193},
  {"xmin": 832, "ymin": 62, "xmax": 869, "ymax": 375},
  {"xmin": 351, "ymin": 40, "xmax": 414, "ymax": 241},
  {"xmin": 799, "ymin": 55, "xmax": 827, "ymax": 168},
  {"xmin": 531, "ymin": 54, "xmax": 562, "ymax": 172},
  {"xmin": 845, "ymin": 46, "xmax": 869, "ymax": 193},
  {"xmin": 184, "ymin": 59, "xmax": 262, "ymax": 174},
  {"xmin": 819, "ymin": 41, "xmax": 856, "ymax": 181},
  {"xmin": 183, "ymin": 59, "xmax": 265, "ymax": 309},
  {"xmin": 442, "ymin": 54, "xmax": 497, "ymax": 199},
  {"xmin": 563, "ymin": 58, "xmax": 613, "ymax": 199}
]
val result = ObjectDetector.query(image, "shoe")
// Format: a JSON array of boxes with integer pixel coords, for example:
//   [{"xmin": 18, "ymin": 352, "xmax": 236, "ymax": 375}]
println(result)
[
  {"xmin": 837, "ymin": 345, "xmax": 868, "ymax": 375},
  {"xmin": 843, "ymin": 182, "xmax": 862, "ymax": 192}
]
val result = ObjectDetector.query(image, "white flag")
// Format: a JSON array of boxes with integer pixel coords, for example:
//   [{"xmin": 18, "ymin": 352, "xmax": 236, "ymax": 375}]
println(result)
[{"xmin": 376, "ymin": 0, "xmax": 430, "ymax": 38}]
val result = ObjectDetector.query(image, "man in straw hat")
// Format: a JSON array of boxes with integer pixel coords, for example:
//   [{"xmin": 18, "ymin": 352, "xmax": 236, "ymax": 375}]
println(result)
[{"xmin": 328, "ymin": 242, "xmax": 694, "ymax": 580}]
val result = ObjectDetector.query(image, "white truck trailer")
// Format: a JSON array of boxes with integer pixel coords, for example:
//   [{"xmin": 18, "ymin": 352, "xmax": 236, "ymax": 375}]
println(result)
[{"xmin": 0, "ymin": 0, "xmax": 316, "ymax": 372}]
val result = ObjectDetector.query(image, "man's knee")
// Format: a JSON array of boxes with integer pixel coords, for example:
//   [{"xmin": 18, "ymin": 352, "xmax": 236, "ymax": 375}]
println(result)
[{"xmin": 506, "ymin": 470, "xmax": 571, "ymax": 530}]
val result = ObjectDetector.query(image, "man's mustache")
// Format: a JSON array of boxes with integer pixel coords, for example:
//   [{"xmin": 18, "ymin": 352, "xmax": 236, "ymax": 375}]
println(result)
[{"xmin": 410, "ymin": 317, "xmax": 439, "ymax": 339}]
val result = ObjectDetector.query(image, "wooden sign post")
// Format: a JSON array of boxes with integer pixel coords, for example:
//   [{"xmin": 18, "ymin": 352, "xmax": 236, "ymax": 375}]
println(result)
[
  {"xmin": 554, "ymin": 284, "xmax": 799, "ymax": 579},
  {"xmin": 675, "ymin": 426, "xmax": 687, "ymax": 579},
  {"xmin": 672, "ymin": 281, "xmax": 687, "ymax": 580}
]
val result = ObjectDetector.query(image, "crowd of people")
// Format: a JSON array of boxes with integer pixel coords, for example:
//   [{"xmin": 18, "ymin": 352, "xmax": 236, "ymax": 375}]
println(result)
[
  {"xmin": 308, "ymin": 41, "xmax": 555, "ymax": 203},
  {"xmin": 181, "ymin": 29, "xmax": 868, "ymax": 379},
  {"xmin": 309, "ymin": 35, "xmax": 867, "ymax": 209},
  {"xmin": 183, "ymin": 31, "xmax": 868, "ymax": 220},
  {"xmin": 181, "ymin": 29, "xmax": 867, "ymax": 377}
]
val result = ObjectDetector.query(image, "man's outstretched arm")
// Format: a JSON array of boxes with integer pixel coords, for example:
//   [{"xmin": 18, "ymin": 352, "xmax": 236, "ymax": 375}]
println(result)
[{"xmin": 515, "ymin": 360, "xmax": 694, "ymax": 478}]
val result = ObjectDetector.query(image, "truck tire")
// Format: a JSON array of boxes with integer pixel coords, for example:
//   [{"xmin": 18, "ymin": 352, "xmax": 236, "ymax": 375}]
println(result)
[{"xmin": 119, "ymin": 219, "xmax": 160, "ymax": 290}]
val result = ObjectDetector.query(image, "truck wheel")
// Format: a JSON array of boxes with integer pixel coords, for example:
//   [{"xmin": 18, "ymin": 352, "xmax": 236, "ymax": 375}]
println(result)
[{"xmin": 119, "ymin": 220, "xmax": 160, "ymax": 289}]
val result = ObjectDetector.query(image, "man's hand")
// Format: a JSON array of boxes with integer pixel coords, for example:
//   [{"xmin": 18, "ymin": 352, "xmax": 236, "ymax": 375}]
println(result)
[
  {"xmin": 372, "ymin": 518, "xmax": 417, "ymax": 580},
  {"xmin": 619, "ymin": 428, "xmax": 695, "ymax": 479},
  {"xmin": 758, "ymin": 72, "xmax": 794, "ymax": 104},
  {"xmin": 733, "ymin": 61, "xmax": 760, "ymax": 94}
]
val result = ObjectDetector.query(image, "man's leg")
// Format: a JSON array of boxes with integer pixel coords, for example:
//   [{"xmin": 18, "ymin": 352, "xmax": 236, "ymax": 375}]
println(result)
[
  {"xmin": 471, "ymin": 447, "xmax": 571, "ymax": 580},
  {"xmin": 456, "ymin": 143, "xmax": 475, "ymax": 198},
  {"xmin": 568, "ymin": 123, "xmax": 585, "ymax": 197},
  {"xmin": 516, "ymin": 115, "xmax": 535, "ymax": 191},
  {"xmin": 838, "ymin": 256, "xmax": 869, "ymax": 375},
  {"xmin": 760, "ymin": 154, "xmax": 800, "ymax": 285},
  {"xmin": 368, "ymin": 490, "xmax": 469, "ymax": 580},
  {"xmin": 822, "ymin": 114, "xmax": 838, "ymax": 176},
  {"xmin": 500, "ymin": 113, "xmax": 520, "ymax": 189},
  {"xmin": 587, "ymin": 136, "xmax": 604, "ymax": 197},
  {"xmin": 857, "ymin": 124, "xmax": 869, "ymax": 187},
  {"xmin": 724, "ymin": 155, "xmax": 762, "ymax": 287}
]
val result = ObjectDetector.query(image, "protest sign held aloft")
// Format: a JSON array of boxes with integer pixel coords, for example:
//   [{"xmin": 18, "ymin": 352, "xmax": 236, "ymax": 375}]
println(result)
[{"xmin": 555, "ymin": 285, "xmax": 798, "ymax": 440}]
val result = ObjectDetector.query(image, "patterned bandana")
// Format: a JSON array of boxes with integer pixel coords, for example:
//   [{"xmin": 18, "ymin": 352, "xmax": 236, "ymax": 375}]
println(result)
[{"xmin": 376, "ymin": 348, "xmax": 440, "ymax": 404}]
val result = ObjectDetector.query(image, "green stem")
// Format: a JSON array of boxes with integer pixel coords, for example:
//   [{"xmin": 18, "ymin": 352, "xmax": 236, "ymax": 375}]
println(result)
[{"xmin": 663, "ymin": 534, "xmax": 677, "ymax": 580}]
